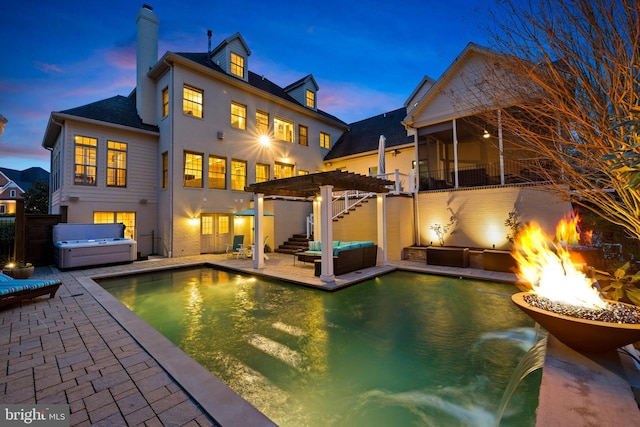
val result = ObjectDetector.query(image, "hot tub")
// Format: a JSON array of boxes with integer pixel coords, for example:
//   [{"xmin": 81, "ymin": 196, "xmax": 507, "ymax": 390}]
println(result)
[{"xmin": 53, "ymin": 223, "xmax": 137, "ymax": 269}]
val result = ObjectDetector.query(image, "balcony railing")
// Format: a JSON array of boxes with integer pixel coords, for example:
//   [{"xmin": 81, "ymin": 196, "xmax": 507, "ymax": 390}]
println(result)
[{"xmin": 419, "ymin": 159, "xmax": 549, "ymax": 191}]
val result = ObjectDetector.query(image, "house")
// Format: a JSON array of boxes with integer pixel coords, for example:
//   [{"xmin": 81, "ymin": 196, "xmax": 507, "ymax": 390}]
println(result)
[
  {"xmin": 0, "ymin": 167, "xmax": 49, "ymax": 214},
  {"xmin": 41, "ymin": 6, "xmax": 569, "ymax": 261},
  {"xmin": 41, "ymin": 5, "xmax": 347, "ymax": 257},
  {"xmin": 327, "ymin": 43, "xmax": 570, "ymax": 251}
]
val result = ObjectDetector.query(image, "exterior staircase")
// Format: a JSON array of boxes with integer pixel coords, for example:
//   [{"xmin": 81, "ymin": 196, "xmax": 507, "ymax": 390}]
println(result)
[{"xmin": 275, "ymin": 233, "xmax": 311, "ymax": 254}]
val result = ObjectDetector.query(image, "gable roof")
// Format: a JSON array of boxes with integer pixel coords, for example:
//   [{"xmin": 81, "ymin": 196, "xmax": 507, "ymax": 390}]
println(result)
[
  {"xmin": 0, "ymin": 167, "xmax": 49, "ymax": 192},
  {"xmin": 325, "ymin": 107, "xmax": 413, "ymax": 160},
  {"xmin": 210, "ymin": 32, "xmax": 252, "ymax": 57},
  {"xmin": 42, "ymin": 94, "xmax": 159, "ymax": 149},
  {"xmin": 404, "ymin": 42, "xmax": 501, "ymax": 126},
  {"xmin": 284, "ymin": 74, "xmax": 319, "ymax": 93}
]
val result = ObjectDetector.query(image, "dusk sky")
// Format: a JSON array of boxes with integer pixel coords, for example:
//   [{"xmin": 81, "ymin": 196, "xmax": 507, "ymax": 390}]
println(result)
[{"xmin": 0, "ymin": 0, "xmax": 501, "ymax": 172}]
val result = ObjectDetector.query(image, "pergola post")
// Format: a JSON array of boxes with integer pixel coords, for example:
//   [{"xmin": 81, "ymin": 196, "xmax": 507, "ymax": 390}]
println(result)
[
  {"xmin": 253, "ymin": 193, "xmax": 265, "ymax": 269},
  {"xmin": 313, "ymin": 195, "xmax": 321, "ymax": 242},
  {"xmin": 319, "ymin": 185, "xmax": 335, "ymax": 282}
]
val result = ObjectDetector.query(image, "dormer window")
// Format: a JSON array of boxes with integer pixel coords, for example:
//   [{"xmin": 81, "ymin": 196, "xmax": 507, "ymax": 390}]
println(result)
[
  {"xmin": 230, "ymin": 52, "xmax": 245, "ymax": 78},
  {"xmin": 305, "ymin": 90, "xmax": 315, "ymax": 109}
]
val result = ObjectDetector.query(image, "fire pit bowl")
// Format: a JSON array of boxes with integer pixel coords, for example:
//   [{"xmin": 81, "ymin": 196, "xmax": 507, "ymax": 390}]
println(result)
[{"xmin": 512, "ymin": 292, "xmax": 640, "ymax": 353}]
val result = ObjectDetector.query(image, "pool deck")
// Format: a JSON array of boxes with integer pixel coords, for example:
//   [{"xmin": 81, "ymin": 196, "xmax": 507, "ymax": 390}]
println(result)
[{"xmin": 1, "ymin": 252, "xmax": 640, "ymax": 426}]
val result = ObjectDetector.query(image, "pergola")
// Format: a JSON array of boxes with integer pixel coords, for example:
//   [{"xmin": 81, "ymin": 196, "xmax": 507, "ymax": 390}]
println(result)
[{"xmin": 244, "ymin": 170, "xmax": 394, "ymax": 281}]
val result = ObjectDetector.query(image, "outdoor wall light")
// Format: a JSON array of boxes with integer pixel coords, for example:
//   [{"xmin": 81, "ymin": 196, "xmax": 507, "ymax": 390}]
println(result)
[
  {"xmin": 483, "ymin": 129, "xmax": 491, "ymax": 139},
  {"xmin": 259, "ymin": 135, "xmax": 270, "ymax": 146},
  {"xmin": 189, "ymin": 217, "xmax": 200, "ymax": 226}
]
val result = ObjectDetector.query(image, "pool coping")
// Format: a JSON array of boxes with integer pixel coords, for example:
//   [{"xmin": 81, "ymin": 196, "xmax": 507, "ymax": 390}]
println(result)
[
  {"xmin": 76, "ymin": 272, "xmax": 277, "ymax": 427},
  {"xmin": 74, "ymin": 255, "xmax": 640, "ymax": 426}
]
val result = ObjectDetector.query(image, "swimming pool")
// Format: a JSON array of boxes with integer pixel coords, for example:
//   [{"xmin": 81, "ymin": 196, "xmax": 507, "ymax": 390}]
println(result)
[{"xmin": 100, "ymin": 267, "xmax": 542, "ymax": 426}]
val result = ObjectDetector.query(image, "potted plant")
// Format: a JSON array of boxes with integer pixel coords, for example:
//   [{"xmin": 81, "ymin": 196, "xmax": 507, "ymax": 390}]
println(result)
[{"xmin": 2, "ymin": 261, "xmax": 35, "ymax": 279}]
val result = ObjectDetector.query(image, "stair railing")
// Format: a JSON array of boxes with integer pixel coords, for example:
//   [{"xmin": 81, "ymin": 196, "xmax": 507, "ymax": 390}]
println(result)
[{"xmin": 332, "ymin": 190, "xmax": 373, "ymax": 219}]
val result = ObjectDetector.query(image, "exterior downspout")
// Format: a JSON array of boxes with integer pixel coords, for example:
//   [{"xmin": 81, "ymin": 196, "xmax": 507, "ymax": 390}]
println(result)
[{"xmin": 168, "ymin": 66, "xmax": 174, "ymax": 258}]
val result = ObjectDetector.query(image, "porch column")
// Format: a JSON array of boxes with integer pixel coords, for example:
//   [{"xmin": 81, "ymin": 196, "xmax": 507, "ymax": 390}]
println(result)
[
  {"xmin": 453, "ymin": 118, "xmax": 459, "ymax": 188},
  {"xmin": 377, "ymin": 193, "xmax": 387, "ymax": 265},
  {"xmin": 498, "ymin": 110, "xmax": 505, "ymax": 185},
  {"xmin": 319, "ymin": 185, "xmax": 335, "ymax": 282},
  {"xmin": 253, "ymin": 193, "xmax": 265, "ymax": 269}
]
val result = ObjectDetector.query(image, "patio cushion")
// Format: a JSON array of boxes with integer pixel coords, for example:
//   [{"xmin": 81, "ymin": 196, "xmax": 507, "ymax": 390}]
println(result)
[{"xmin": 0, "ymin": 279, "xmax": 62, "ymax": 296}]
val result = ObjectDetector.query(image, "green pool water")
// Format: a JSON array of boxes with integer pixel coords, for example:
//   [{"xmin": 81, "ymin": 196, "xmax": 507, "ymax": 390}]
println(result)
[{"xmin": 99, "ymin": 267, "xmax": 542, "ymax": 427}]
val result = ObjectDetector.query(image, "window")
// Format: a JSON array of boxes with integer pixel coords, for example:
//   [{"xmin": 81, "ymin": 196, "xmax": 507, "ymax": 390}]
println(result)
[
  {"xmin": 184, "ymin": 151, "xmax": 203, "ymax": 187},
  {"xmin": 230, "ymin": 52, "xmax": 245, "ymax": 78},
  {"xmin": 305, "ymin": 89, "xmax": 315, "ymax": 108},
  {"xmin": 256, "ymin": 110, "xmax": 269, "ymax": 135},
  {"xmin": 298, "ymin": 125, "xmax": 308, "ymax": 146},
  {"xmin": 298, "ymin": 170, "xmax": 309, "ymax": 176},
  {"xmin": 107, "ymin": 140, "xmax": 127, "ymax": 187},
  {"xmin": 10, "ymin": 189, "xmax": 16, "ymax": 198},
  {"xmin": 274, "ymin": 162, "xmax": 294, "ymax": 179},
  {"xmin": 320, "ymin": 132, "xmax": 331, "ymax": 149},
  {"xmin": 162, "ymin": 152, "xmax": 168, "ymax": 189},
  {"xmin": 208, "ymin": 155, "xmax": 226, "ymax": 189},
  {"xmin": 274, "ymin": 117, "xmax": 294, "ymax": 142},
  {"xmin": 201, "ymin": 216, "xmax": 213, "ymax": 235},
  {"xmin": 231, "ymin": 102, "xmax": 247, "ymax": 130},
  {"xmin": 183, "ymin": 85, "xmax": 203, "ymax": 118},
  {"xmin": 231, "ymin": 159, "xmax": 247, "ymax": 190},
  {"xmin": 94, "ymin": 211, "xmax": 136, "ymax": 240},
  {"xmin": 256, "ymin": 163, "xmax": 269, "ymax": 183},
  {"xmin": 162, "ymin": 86, "xmax": 169, "ymax": 117},
  {"xmin": 218, "ymin": 216, "xmax": 229, "ymax": 234},
  {"xmin": 74, "ymin": 135, "xmax": 97, "ymax": 185}
]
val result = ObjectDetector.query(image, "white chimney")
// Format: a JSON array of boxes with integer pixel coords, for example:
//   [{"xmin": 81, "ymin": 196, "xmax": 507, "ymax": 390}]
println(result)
[{"xmin": 136, "ymin": 4, "xmax": 159, "ymax": 125}]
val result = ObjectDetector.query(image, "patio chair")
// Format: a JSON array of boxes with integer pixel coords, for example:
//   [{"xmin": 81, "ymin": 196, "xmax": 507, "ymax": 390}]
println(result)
[
  {"xmin": 226, "ymin": 235, "xmax": 246, "ymax": 259},
  {"xmin": 246, "ymin": 236, "xmax": 270, "ymax": 260},
  {"xmin": 0, "ymin": 273, "xmax": 62, "ymax": 309}
]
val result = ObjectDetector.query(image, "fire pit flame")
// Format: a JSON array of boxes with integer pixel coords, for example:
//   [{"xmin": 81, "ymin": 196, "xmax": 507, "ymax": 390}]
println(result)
[{"xmin": 513, "ymin": 222, "xmax": 607, "ymax": 310}]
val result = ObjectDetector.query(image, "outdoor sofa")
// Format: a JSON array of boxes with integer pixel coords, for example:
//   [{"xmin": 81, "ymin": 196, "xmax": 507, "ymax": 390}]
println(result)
[
  {"xmin": 299, "ymin": 241, "xmax": 377, "ymax": 276},
  {"xmin": 0, "ymin": 273, "xmax": 61, "ymax": 309}
]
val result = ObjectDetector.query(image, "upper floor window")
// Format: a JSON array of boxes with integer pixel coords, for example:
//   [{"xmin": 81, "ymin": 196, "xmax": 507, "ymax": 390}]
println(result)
[
  {"xmin": 209, "ymin": 155, "xmax": 226, "ymax": 189},
  {"xmin": 161, "ymin": 86, "xmax": 169, "ymax": 117},
  {"xmin": 162, "ymin": 152, "xmax": 168, "ymax": 189},
  {"xmin": 231, "ymin": 102, "xmax": 247, "ymax": 130},
  {"xmin": 184, "ymin": 151, "xmax": 203, "ymax": 187},
  {"xmin": 274, "ymin": 117, "xmax": 294, "ymax": 142},
  {"xmin": 183, "ymin": 85, "xmax": 203, "ymax": 118},
  {"xmin": 256, "ymin": 163, "xmax": 269, "ymax": 183},
  {"xmin": 274, "ymin": 162, "xmax": 294, "ymax": 179},
  {"xmin": 256, "ymin": 110, "xmax": 269, "ymax": 135},
  {"xmin": 305, "ymin": 90, "xmax": 315, "ymax": 109},
  {"xmin": 107, "ymin": 141, "xmax": 127, "ymax": 187},
  {"xmin": 230, "ymin": 52, "xmax": 245, "ymax": 78},
  {"xmin": 74, "ymin": 135, "xmax": 97, "ymax": 185},
  {"xmin": 231, "ymin": 159, "xmax": 247, "ymax": 191},
  {"xmin": 9, "ymin": 189, "xmax": 16, "ymax": 198},
  {"xmin": 320, "ymin": 132, "xmax": 331, "ymax": 149},
  {"xmin": 298, "ymin": 125, "xmax": 308, "ymax": 146}
]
